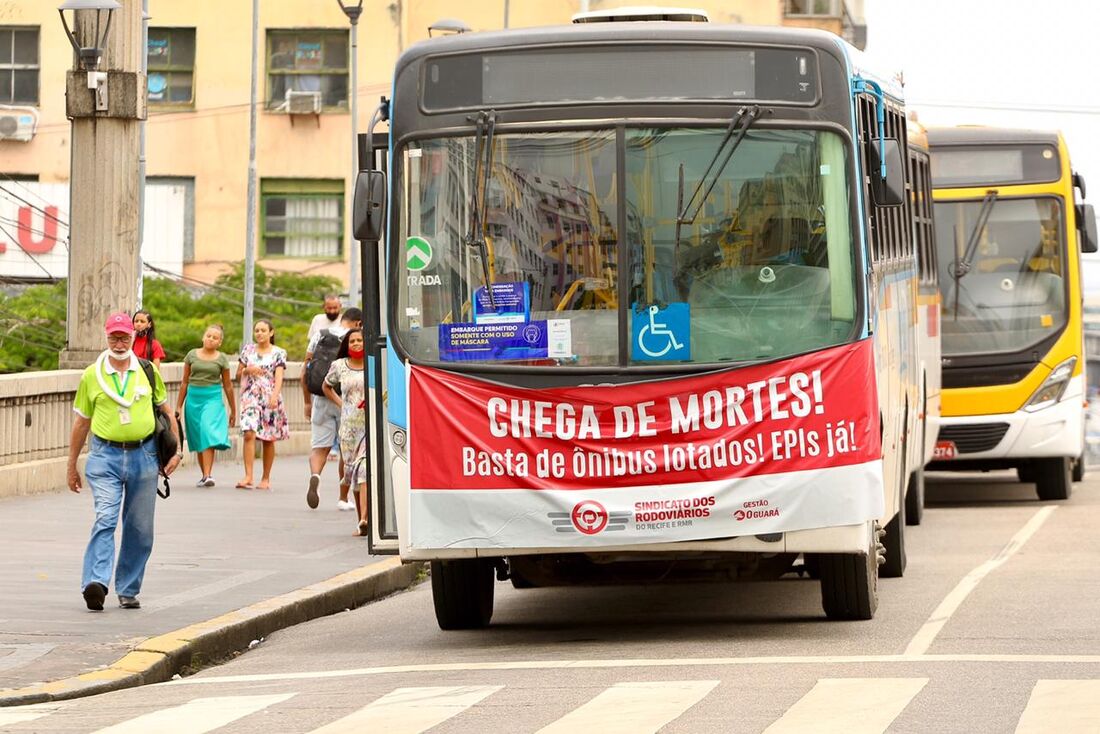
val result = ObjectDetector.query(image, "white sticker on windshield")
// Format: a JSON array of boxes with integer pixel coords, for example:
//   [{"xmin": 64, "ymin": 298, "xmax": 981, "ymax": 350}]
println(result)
[
  {"xmin": 820, "ymin": 164, "xmax": 831, "ymax": 175},
  {"xmin": 409, "ymin": 148, "xmax": 423, "ymax": 158},
  {"xmin": 547, "ymin": 319, "xmax": 572, "ymax": 358}
]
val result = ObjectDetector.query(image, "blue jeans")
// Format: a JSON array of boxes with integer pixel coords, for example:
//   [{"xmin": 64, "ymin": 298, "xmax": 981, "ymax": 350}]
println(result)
[{"xmin": 81, "ymin": 436, "xmax": 159, "ymax": 597}]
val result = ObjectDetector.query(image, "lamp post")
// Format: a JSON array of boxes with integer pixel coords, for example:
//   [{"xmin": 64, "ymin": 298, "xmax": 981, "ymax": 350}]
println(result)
[
  {"xmin": 337, "ymin": 0, "xmax": 364, "ymax": 307},
  {"xmin": 58, "ymin": 0, "xmax": 120, "ymax": 112}
]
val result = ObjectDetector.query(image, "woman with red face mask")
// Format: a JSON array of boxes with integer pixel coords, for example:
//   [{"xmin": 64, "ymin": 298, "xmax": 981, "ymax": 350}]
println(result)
[{"xmin": 321, "ymin": 328, "xmax": 368, "ymax": 535}]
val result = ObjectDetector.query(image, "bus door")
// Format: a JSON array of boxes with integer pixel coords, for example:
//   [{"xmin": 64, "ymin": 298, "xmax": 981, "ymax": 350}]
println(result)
[{"xmin": 358, "ymin": 129, "xmax": 400, "ymax": 554}]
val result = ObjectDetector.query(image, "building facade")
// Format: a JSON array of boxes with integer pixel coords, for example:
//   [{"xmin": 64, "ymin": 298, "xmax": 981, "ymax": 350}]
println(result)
[{"xmin": 0, "ymin": 0, "xmax": 864, "ymax": 290}]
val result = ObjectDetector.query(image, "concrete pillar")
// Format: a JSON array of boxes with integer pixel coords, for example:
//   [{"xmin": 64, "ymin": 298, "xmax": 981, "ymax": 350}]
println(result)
[{"xmin": 58, "ymin": 0, "xmax": 147, "ymax": 369}]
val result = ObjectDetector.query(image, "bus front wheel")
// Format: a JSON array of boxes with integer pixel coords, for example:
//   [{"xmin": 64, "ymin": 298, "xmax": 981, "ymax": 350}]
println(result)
[
  {"xmin": 430, "ymin": 559, "xmax": 495, "ymax": 630},
  {"xmin": 1035, "ymin": 457, "xmax": 1072, "ymax": 501},
  {"xmin": 815, "ymin": 527, "xmax": 879, "ymax": 620},
  {"xmin": 1072, "ymin": 453, "xmax": 1085, "ymax": 482}
]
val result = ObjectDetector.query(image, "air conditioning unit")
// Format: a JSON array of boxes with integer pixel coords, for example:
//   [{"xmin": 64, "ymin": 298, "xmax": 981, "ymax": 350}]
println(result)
[
  {"xmin": 286, "ymin": 90, "xmax": 322, "ymax": 115},
  {"xmin": 0, "ymin": 105, "xmax": 38, "ymax": 143}
]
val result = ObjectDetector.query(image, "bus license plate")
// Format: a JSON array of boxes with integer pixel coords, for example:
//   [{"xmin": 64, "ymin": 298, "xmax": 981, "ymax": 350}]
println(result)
[{"xmin": 934, "ymin": 441, "xmax": 958, "ymax": 460}]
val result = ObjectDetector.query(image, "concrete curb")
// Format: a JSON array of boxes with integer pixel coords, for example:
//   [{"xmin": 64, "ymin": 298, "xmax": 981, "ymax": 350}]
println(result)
[{"xmin": 0, "ymin": 558, "xmax": 424, "ymax": 707}]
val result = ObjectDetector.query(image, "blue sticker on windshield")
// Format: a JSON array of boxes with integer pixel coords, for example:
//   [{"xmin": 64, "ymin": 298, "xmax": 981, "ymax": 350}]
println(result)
[
  {"xmin": 631, "ymin": 303, "xmax": 691, "ymax": 361},
  {"xmin": 440, "ymin": 321, "xmax": 548, "ymax": 362},
  {"xmin": 473, "ymin": 282, "xmax": 530, "ymax": 324}
]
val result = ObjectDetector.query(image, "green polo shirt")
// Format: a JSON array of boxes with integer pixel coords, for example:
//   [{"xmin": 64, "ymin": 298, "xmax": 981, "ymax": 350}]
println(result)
[{"xmin": 73, "ymin": 355, "xmax": 167, "ymax": 442}]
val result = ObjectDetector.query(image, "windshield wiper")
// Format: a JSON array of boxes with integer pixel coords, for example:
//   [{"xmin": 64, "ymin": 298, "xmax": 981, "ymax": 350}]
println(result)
[
  {"xmin": 951, "ymin": 190, "xmax": 998, "ymax": 319},
  {"xmin": 676, "ymin": 105, "xmax": 763, "ymax": 230},
  {"xmin": 465, "ymin": 110, "xmax": 498, "ymax": 308}
]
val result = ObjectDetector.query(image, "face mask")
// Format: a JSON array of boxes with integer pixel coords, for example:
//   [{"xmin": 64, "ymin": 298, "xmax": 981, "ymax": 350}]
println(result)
[
  {"xmin": 348, "ymin": 347, "xmax": 365, "ymax": 359},
  {"xmin": 135, "ymin": 328, "xmax": 149, "ymax": 336}
]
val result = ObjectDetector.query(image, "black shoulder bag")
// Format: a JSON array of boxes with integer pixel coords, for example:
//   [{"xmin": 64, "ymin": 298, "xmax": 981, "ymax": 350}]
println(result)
[{"xmin": 139, "ymin": 359, "xmax": 177, "ymax": 498}]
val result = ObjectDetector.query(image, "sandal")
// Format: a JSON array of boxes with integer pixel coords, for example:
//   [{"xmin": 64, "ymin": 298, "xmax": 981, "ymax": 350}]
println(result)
[
  {"xmin": 235, "ymin": 480, "xmax": 254, "ymax": 490},
  {"xmin": 357, "ymin": 520, "xmax": 369, "ymax": 537}
]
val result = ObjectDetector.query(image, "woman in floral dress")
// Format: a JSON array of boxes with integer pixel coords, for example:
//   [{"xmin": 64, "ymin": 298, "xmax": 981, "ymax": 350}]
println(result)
[
  {"xmin": 321, "ymin": 329, "xmax": 368, "ymax": 534},
  {"xmin": 235, "ymin": 319, "xmax": 289, "ymax": 490}
]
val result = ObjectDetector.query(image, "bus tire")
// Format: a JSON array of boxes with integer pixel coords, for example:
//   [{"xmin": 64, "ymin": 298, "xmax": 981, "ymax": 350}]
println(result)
[
  {"xmin": 1072, "ymin": 453, "xmax": 1085, "ymax": 482},
  {"xmin": 430, "ymin": 559, "xmax": 495, "ymax": 630},
  {"xmin": 817, "ymin": 530, "xmax": 879, "ymax": 620},
  {"xmin": 1035, "ymin": 457, "xmax": 1072, "ymax": 501},
  {"xmin": 881, "ymin": 484, "xmax": 907, "ymax": 578},
  {"xmin": 905, "ymin": 463, "xmax": 925, "ymax": 526},
  {"xmin": 1017, "ymin": 462, "xmax": 1036, "ymax": 484}
]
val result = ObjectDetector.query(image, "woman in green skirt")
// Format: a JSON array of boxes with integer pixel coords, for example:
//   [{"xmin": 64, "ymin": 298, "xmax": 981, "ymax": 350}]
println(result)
[{"xmin": 177, "ymin": 325, "xmax": 236, "ymax": 487}]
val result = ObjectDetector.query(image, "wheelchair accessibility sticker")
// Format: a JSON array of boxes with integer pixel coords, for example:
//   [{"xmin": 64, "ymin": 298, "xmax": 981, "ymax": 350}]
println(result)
[{"xmin": 632, "ymin": 302, "xmax": 690, "ymax": 361}]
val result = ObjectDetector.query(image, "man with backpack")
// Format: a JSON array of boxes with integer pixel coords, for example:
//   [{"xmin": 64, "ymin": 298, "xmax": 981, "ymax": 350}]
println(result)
[{"xmin": 302, "ymin": 307, "xmax": 362, "ymax": 510}]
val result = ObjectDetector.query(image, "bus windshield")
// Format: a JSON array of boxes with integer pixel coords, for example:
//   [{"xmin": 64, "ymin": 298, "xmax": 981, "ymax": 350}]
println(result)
[
  {"xmin": 394, "ymin": 127, "xmax": 857, "ymax": 367},
  {"xmin": 933, "ymin": 197, "xmax": 1066, "ymax": 356}
]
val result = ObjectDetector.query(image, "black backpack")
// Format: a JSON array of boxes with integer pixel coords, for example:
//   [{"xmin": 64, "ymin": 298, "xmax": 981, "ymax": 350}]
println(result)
[
  {"xmin": 306, "ymin": 329, "xmax": 342, "ymax": 396},
  {"xmin": 139, "ymin": 359, "xmax": 176, "ymax": 498}
]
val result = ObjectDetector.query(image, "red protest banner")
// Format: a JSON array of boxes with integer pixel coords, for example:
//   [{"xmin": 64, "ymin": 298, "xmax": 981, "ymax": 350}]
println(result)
[{"xmin": 406, "ymin": 339, "xmax": 884, "ymax": 548}]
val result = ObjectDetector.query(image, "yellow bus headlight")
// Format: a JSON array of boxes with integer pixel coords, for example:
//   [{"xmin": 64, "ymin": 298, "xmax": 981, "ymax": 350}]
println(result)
[{"xmin": 1025, "ymin": 357, "xmax": 1077, "ymax": 412}]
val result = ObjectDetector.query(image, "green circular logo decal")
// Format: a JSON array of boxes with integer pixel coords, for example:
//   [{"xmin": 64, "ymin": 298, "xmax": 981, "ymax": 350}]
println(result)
[{"xmin": 406, "ymin": 236, "xmax": 433, "ymax": 271}]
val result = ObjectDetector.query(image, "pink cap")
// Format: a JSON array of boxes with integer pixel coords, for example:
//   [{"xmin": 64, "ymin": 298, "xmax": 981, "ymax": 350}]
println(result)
[{"xmin": 104, "ymin": 312, "xmax": 134, "ymax": 336}]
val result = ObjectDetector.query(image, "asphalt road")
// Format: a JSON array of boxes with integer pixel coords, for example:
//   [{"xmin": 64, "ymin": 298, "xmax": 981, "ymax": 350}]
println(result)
[{"xmin": 5, "ymin": 471, "xmax": 1100, "ymax": 733}]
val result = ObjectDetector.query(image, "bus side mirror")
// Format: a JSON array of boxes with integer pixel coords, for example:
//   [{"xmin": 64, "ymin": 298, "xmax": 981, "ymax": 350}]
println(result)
[
  {"xmin": 869, "ymin": 137, "xmax": 905, "ymax": 207},
  {"xmin": 1079, "ymin": 203, "xmax": 1098, "ymax": 254},
  {"xmin": 353, "ymin": 170, "xmax": 387, "ymax": 243}
]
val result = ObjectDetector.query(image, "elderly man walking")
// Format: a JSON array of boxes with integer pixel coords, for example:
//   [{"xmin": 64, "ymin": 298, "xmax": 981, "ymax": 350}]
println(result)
[{"xmin": 67, "ymin": 312, "xmax": 181, "ymax": 611}]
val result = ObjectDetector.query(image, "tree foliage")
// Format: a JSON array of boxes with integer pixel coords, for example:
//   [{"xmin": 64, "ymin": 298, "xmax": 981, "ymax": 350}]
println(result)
[{"xmin": 0, "ymin": 263, "xmax": 343, "ymax": 373}]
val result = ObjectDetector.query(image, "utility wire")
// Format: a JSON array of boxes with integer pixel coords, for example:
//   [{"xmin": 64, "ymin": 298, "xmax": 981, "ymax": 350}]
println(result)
[
  {"xmin": 0, "ymin": 221, "xmax": 56, "ymax": 280},
  {"xmin": 0, "ymin": 173, "xmax": 70, "ymax": 220},
  {"xmin": 143, "ymin": 262, "xmax": 323, "ymax": 307},
  {"xmin": 0, "ymin": 186, "xmax": 70, "ymax": 230}
]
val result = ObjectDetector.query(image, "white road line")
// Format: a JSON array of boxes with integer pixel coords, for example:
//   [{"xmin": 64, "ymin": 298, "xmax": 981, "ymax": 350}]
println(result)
[
  {"xmin": 308, "ymin": 685, "xmax": 501, "ymax": 734},
  {"xmin": 0, "ymin": 702, "xmax": 66, "ymax": 727},
  {"xmin": 904, "ymin": 506, "xmax": 1057, "ymax": 656},
  {"xmin": 1015, "ymin": 680, "xmax": 1100, "ymax": 733},
  {"xmin": 536, "ymin": 680, "xmax": 718, "ymax": 734},
  {"xmin": 763, "ymin": 678, "xmax": 928, "ymax": 734},
  {"xmin": 90, "ymin": 693, "xmax": 295, "ymax": 734},
  {"xmin": 168, "ymin": 653, "xmax": 1100, "ymax": 686},
  {"xmin": 140, "ymin": 570, "xmax": 276, "ymax": 612}
]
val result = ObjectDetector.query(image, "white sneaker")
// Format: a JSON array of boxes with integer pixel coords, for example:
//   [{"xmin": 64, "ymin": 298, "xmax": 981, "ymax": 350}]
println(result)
[
  {"xmin": 196, "ymin": 477, "xmax": 208, "ymax": 487},
  {"xmin": 204, "ymin": 476, "xmax": 216, "ymax": 487},
  {"xmin": 336, "ymin": 500, "xmax": 354, "ymax": 511}
]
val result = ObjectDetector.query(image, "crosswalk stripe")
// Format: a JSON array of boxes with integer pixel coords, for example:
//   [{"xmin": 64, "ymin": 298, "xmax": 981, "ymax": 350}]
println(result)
[
  {"xmin": 535, "ymin": 680, "xmax": 719, "ymax": 734},
  {"xmin": 763, "ymin": 678, "xmax": 928, "ymax": 734},
  {"xmin": 307, "ymin": 685, "xmax": 502, "ymax": 734},
  {"xmin": 1015, "ymin": 680, "xmax": 1100, "ymax": 733},
  {"xmin": 0, "ymin": 702, "xmax": 66, "ymax": 727},
  {"xmin": 90, "ymin": 693, "xmax": 295, "ymax": 734}
]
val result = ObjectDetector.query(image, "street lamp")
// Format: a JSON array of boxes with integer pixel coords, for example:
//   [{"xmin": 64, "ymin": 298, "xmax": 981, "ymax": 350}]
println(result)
[
  {"xmin": 428, "ymin": 18, "xmax": 471, "ymax": 37},
  {"xmin": 58, "ymin": 0, "xmax": 120, "ymax": 112},
  {"xmin": 337, "ymin": 0, "xmax": 364, "ymax": 306}
]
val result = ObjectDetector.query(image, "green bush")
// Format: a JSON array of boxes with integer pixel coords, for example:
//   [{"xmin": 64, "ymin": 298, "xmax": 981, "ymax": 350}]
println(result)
[{"xmin": 0, "ymin": 263, "xmax": 343, "ymax": 373}]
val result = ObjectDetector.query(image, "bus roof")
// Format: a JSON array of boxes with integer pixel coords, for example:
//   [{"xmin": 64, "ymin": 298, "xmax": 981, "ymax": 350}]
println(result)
[
  {"xmin": 397, "ymin": 22, "xmax": 858, "ymax": 76},
  {"xmin": 926, "ymin": 126, "xmax": 1061, "ymax": 148}
]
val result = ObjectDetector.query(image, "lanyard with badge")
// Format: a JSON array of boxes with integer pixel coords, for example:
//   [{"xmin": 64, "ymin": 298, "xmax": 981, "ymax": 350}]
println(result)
[{"xmin": 110, "ymin": 371, "xmax": 132, "ymax": 424}]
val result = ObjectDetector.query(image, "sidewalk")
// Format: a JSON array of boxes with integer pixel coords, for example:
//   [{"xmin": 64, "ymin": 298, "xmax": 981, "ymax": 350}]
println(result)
[{"xmin": 0, "ymin": 453, "xmax": 412, "ymax": 701}]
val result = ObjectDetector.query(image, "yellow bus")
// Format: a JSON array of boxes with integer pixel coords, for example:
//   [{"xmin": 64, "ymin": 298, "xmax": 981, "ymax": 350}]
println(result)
[
  {"xmin": 905, "ymin": 122, "xmax": 940, "ymax": 524},
  {"xmin": 927, "ymin": 127, "xmax": 1098, "ymax": 499}
]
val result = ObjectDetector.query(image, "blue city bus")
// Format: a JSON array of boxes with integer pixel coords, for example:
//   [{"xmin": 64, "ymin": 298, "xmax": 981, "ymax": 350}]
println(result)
[{"xmin": 354, "ymin": 13, "xmax": 927, "ymax": 626}]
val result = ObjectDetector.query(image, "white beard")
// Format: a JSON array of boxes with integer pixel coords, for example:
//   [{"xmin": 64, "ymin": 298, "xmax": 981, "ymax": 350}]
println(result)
[{"xmin": 109, "ymin": 348, "xmax": 134, "ymax": 360}]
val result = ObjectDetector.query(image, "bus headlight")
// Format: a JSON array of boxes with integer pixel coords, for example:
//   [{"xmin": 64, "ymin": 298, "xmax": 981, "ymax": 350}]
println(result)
[
  {"xmin": 1025, "ymin": 357, "xmax": 1076, "ymax": 412},
  {"xmin": 389, "ymin": 424, "xmax": 407, "ymax": 459}
]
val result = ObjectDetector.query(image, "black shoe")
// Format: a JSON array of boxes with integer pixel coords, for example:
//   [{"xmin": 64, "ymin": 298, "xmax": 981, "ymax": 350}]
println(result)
[
  {"xmin": 118, "ymin": 596, "xmax": 141, "ymax": 609},
  {"xmin": 306, "ymin": 474, "xmax": 320, "ymax": 509},
  {"xmin": 82, "ymin": 582, "xmax": 107, "ymax": 611}
]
